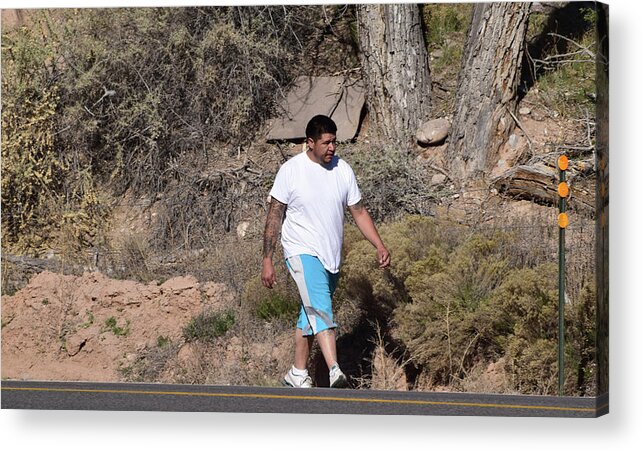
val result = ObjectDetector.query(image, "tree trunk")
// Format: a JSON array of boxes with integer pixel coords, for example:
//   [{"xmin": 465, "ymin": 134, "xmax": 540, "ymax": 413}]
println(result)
[
  {"xmin": 447, "ymin": 2, "xmax": 531, "ymax": 181},
  {"xmin": 357, "ymin": 4, "xmax": 431, "ymax": 145}
]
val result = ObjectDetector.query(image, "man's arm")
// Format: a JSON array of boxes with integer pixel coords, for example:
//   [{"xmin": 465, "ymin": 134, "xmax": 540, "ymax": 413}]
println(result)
[
  {"xmin": 348, "ymin": 201, "xmax": 391, "ymax": 268},
  {"xmin": 261, "ymin": 197, "xmax": 287, "ymax": 288}
]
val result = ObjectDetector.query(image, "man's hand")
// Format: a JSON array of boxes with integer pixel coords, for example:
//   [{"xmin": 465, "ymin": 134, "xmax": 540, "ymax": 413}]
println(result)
[
  {"xmin": 261, "ymin": 258, "xmax": 277, "ymax": 289},
  {"xmin": 377, "ymin": 245, "xmax": 391, "ymax": 268}
]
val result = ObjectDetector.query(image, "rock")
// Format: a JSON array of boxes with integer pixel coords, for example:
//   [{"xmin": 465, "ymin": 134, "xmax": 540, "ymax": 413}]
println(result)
[
  {"xmin": 531, "ymin": 2, "xmax": 562, "ymax": 14},
  {"xmin": 236, "ymin": 221, "xmax": 250, "ymax": 238},
  {"xmin": 65, "ymin": 334, "xmax": 88, "ymax": 357},
  {"xmin": 202, "ymin": 282, "xmax": 233, "ymax": 308},
  {"xmin": 430, "ymin": 174, "xmax": 447, "ymax": 186},
  {"xmin": 416, "ymin": 118, "xmax": 450, "ymax": 145},
  {"xmin": 125, "ymin": 298, "xmax": 142, "ymax": 307},
  {"xmin": 177, "ymin": 343, "xmax": 197, "ymax": 363},
  {"xmin": 519, "ymin": 107, "xmax": 531, "ymax": 115},
  {"xmin": 160, "ymin": 276, "xmax": 199, "ymax": 295},
  {"xmin": 508, "ymin": 134, "xmax": 519, "ymax": 149},
  {"xmin": 529, "ymin": 111, "xmax": 542, "ymax": 121}
]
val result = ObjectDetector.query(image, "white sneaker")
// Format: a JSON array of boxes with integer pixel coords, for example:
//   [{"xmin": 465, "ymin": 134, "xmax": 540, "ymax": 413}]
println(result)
[
  {"xmin": 329, "ymin": 365, "xmax": 348, "ymax": 388},
  {"xmin": 282, "ymin": 368, "xmax": 313, "ymax": 388}
]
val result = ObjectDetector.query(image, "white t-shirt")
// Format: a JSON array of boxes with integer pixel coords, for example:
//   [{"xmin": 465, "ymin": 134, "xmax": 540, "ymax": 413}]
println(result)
[{"xmin": 269, "ymin": 151, "xmax": 361, "ymax": 273}]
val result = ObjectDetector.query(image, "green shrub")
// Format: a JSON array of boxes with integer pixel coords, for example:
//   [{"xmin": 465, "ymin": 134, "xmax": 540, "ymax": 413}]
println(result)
[
  {"xmin": 341, "ymin": 216, "xmax": 448, "ymax": 309},
  {"xmin": 256, "ymin": 294, "xmax": 300, "ymax": 322},
  {"xmin": 422, "ymin": 3, "xmax": 472, "ymax": 48},
  {"xmin": 565, "ymin": 281, "xmax": 597, "ymax": 396},
  {"xmin": 79, "ymin": 311, "xmax": 94, "ymax": 329},
  {"xmin": 156, "ymin": 335, "xmax": 171, "ymax": 348},
  {"xmin": 505, "ymin": 337, "xmax": 558, "ymax": 395},
  {"xmin": 394, "ymin": 233, "xmax": 509, "ymax": 386},
  {"xmin": 483, "ymin": 264, "xmax": 558, "ymax": 393},
  {"xmin": 183, "ymin": 310, "xmax": 235, "ymax": 342},
  {"xmin": 241, "ymin": 267, "xmax": 301, "ymax": 324},
  {"xmin": 103, "ymin": 316, "xmax": 131, "ymax": 336},
  {"xmin": 274, "ymin": 213, "xmax": 597, "ymax": 395},
  {"xmin": 2, "ymin": 11, "xmax": 108, "ymax": 255},
  {"xmin": 484, "ymin": 262, "xmax": 596, "ymax": 395}
]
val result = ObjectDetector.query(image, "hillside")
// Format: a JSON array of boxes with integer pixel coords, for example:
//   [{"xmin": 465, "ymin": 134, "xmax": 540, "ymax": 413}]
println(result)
[{"xmin": 1, "ymin": 270, "xmax": 299, "ymax": 386}]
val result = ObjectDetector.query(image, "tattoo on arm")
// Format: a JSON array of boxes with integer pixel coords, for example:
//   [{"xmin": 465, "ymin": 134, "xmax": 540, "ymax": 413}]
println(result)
[
  {"xmin": 263, "ymin": 198, "xmax": 286, "ymax": 259},
  {"xmin": 349, "ymin": 200, "xmax": 365, "ymax": 214}
]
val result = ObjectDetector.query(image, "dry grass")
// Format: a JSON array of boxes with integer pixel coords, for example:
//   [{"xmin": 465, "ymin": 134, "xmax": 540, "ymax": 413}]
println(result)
[{"xmin": 354, "ymin": 322, "xmax": 410, "ymax": 391}]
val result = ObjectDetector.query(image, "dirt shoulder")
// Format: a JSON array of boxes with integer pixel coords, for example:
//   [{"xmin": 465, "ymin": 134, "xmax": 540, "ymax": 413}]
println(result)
[{"xmin": 1, "ymin": 270, "xmax": 231, "ymax": 382}]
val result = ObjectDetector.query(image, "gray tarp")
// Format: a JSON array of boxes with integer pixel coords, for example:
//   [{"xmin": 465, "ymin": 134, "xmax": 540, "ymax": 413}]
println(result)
[{"xmin": 266, "ymin": 76, "xmax": 366, "ymax": 142}]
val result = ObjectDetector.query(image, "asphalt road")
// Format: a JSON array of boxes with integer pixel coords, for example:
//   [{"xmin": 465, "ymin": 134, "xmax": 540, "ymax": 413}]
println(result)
[{"xmin": 1, "ymin": 380, "xmax": 608, "ymax": 417}]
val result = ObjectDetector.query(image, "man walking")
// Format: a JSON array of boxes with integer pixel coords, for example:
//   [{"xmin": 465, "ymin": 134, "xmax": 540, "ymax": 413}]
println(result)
[{"xmin": 261, "ymin": 115, "xmax": 391, "ymax": 388}]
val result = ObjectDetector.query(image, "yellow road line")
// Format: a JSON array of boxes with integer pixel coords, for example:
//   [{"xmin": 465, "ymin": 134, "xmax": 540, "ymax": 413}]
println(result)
[{"xmin": 1, "ymin": 386, "xmax": 604, "ymax": 413}]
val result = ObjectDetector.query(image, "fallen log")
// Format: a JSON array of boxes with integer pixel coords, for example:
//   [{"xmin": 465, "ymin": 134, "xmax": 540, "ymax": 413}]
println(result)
[
  {"xmin": 492, "ymin": 164, "xmax": 557, "ymax": 203},
  {"xmin": 491, "ymin": 164, "xmax": 594, "ymax": 213}
]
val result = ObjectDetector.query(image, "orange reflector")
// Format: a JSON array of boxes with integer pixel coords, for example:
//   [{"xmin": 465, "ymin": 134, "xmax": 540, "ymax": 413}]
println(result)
[
  {"xmin": 558, "ymin": 213, "xmax": 569, "ymax": 229},
  {"xmin": 557, "ymin": 155, "xmax": 569, "ymax": 171},
  {"xmin": 558, "ymin": 182, "xmax": 570, "ymax": 198}
]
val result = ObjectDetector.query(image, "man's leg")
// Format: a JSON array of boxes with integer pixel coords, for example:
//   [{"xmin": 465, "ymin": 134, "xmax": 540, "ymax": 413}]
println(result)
[
  {"xmin": 315, "ymin": 328, "xmax": 338, "ymax": 369},
  {"xmin": 287, "ymin": 254, "xmax": 336, "ymax": 371},
  {"xmin": 316, "ymin": 327, "xmax": 348, "ymax": 388},
  {"xmin": 295, "ymin": 327, "xmax": 347, "ymax": 388},
  {"xmin": 285, "ymin": 255, "xmax": 346, "ymax": 387},
  {"xmin": 294, "ymin": 328, "xmax": 314, "ymax": 370},
  {"xmin": 283, "ymin": 327, "xmax": 314, "ymax": 388}
]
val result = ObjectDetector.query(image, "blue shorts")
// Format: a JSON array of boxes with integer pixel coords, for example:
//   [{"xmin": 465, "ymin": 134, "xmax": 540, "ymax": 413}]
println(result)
[{"xmin": 285, "ymin": 254, "xmax": 339, "ymax": 336}]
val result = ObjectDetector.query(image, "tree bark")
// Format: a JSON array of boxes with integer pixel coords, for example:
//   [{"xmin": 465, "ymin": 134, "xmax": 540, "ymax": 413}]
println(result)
[
  {"xmin": 447, "ymin": 2, "xmax": 531, "ymax": 181},
  {"xmin": 357, "ymin": 4, "xmax": 431, "ymax": 145}
]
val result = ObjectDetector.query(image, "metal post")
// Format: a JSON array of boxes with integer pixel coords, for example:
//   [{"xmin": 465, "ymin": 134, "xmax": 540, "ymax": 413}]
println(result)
[{"xmin": 558, "ymin": 167, "xmax": 566, "ymax": 396}]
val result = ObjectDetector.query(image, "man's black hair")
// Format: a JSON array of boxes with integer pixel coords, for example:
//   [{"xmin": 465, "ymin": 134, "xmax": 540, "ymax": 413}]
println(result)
[{"xmin": 305, "ymin": 115, "xmax": 337, "ymax": 141}]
